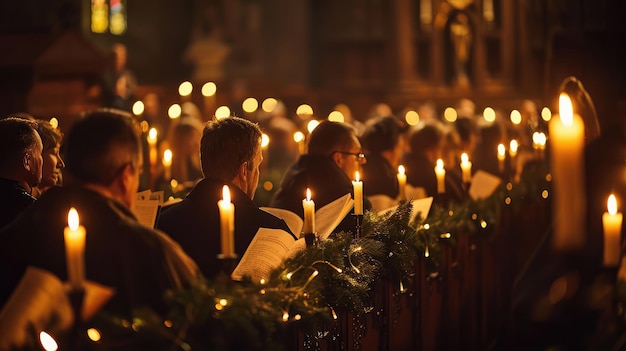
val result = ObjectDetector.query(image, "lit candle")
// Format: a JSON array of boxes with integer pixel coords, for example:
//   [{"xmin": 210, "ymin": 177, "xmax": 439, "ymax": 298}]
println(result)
[
  {"xmin": 162, "ymin": 149, "xmax": 172, "ymax": 180},
  {"xmin": 460, "ymin": 152, "xmax": 472, "ymax": 183},
  {"xmin": 302, "ymin": 188, "xmax": 316, "ymax": 233},
  {"xmin": 549, "ymin": 93, "xmax": 585, "ymax": 251},
  {"xmin": 435, "ymin": 159, "xmax": 446, "ymax": 194},
  {"xmin": 353, "ymin": 171, "xmax": 363, "ymax": 215},
  {"xmin": 603, "ymin": 194, "xmax": 623, "ymax": 267},
  {"xmin": 147, "ymin": 128, "xmax": 158, "ymax": 168},
  {"xmin": 397, "ymin": 165, "xmax": 407, "ymax": 200},
  {"xmin": 64, "ymin": 208, "xmax": 86, "ymax": 290},
  {"xmin": 218, "ymin": 185, "xmax": 235, "ymax": 258},
  {"xmin": 509, "ymin": 139, "xmax": 518, "ymax": 170},
  {"xmin": 497, "ymin": 143, "xmax": 506, "ymax": 173}
]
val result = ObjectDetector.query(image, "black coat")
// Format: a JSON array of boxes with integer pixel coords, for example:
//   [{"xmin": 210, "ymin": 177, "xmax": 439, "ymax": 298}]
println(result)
[
  {"xmin": 157, "ymin": 178, "xmax": 293, "ymax": 278},
  {"xmin": 0, "ymin": 178, "xmax": 35, "ymax": 230},
  {"xmin": 361, "ymin": 154, "xmax": 398, "ymax": 198}
]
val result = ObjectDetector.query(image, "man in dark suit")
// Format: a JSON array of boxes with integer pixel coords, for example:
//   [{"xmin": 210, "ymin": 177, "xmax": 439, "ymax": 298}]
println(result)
[
  {"xmin": 157, "ymin": 117, "xmax": 293, "ymax": 279},
  {"xmin": 270, "ymin": 121, "xmax": 370, "ymax": 234}
]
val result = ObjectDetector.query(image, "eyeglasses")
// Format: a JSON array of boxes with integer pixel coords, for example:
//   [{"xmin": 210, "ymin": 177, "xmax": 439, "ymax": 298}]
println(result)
[{"xmin": 332, "ymin": 151, "xmax": 366, "ymax": 162}]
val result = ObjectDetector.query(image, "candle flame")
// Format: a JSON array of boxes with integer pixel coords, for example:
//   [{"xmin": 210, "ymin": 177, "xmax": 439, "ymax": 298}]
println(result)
[
  {"xmin": 163, "ymin": 149, "xmax": 172, "ymax": 163},
  {"xmin": 222, "ymin": 185, "xmax": 231, "ymax": 204},
  {"xmin": 509, "ymin": 139, "xmax": 518, "ymax": 153},
  {"xmin": 608, "ymin": 194, "xmax": 618, "ymax": 215},
  {"xmin": 398, "ymin": 165, "xmax": 405, "ymax": 175},
  {"xmin": 148, "ymin": 128, "xmax": 158, "ymax": 142},
  {"xmin": 497, "ymin": 144, "xmax": 505, "ymax": 157},
  {"xmin": 355, "ymin": 171, "xmax": 360, "ymax": 182},
  {"xmin": 461, "ymin": 152, "xmax": 469, "ymax": 163},
  {"xmin": 39, "ymin": 331, "xmax": 58, "ymax": 351},
  {"xmin": 559, "ymin": 93, "xmax": 574, "ymax": 127},
  {"xmin": 436, "ymin": 159, "xmax": 444, "ymax": 169},
  {"xmin": 68, "ymin": 208, "xmax": 79, "ymax": 230},
  {"xmin": 306, "ymin": 188, "xmax": 312, "ymax": 201}
]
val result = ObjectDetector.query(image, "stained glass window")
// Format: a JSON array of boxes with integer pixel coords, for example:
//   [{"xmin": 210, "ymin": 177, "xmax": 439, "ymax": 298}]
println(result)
[
  {"xmin": 91, "ymin": 0, "xmax": 108, "ymax": 33},
  {"xmin": 109, "ymin": 0, "xmax": 127, "ymax": 35}
]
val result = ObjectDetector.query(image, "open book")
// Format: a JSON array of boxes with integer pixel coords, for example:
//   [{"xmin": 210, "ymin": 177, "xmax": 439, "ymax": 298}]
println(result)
[
  {"xmin": 231, "ymin": 193, "xmax": 354, "ymax": 282},
  {"xmin": 132, "ymin": 190, "xmax": 183, "ymax": 228},
  {"xmin": 468, "ymin": 170, "xmax": 502, "ymax": 200},
  {"xmin": 377, "ymin": 196, "xmax": 434, "ymax": 221}
]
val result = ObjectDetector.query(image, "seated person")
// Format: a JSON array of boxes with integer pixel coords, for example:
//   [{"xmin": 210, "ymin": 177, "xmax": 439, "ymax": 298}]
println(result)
[
  {"xmin": 0, "ymin": 110, "xmax": 198, "ymax": 316},
  {"xmin": 0, "ymin": 117, "xmax": 42, "ymax": 229},
  {"xmin": 404, "ymin": 121, "xmax": 465, "ymax": 203},
  {"xmin": 32, "ymin": 120, "xmax": 65, "ymax": 197},
  {"xmin": 270, "ymin": 120, "xmax": 371, "ymax": 233},
  {"xmin": 157, "ymin": 117, "xmax": 293, "ymax": 279},
  {"xmin": 360, "ymin": 115, "xmax": 408, "ymax": 199}
]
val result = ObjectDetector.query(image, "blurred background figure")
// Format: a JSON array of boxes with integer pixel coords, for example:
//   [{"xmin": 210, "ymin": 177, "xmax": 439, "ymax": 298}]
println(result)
[
  {"xmin": 32, "ymin": 120, "xmax": 65, "ymax": 197},
  {"xmin": 100, "ymin": 43, "xmax": 137, "ymax": 111}
]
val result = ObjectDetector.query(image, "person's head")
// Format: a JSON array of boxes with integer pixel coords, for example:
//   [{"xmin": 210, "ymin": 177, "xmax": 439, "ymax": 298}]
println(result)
[
  {"xmin": 0, "ymin": 117, "xmax": 43, "ymax": 192},
  {"xmin": 200, "ymin": 117, "xmax": 263, "ymax": 199},
  {"xmin": 112, "ymin": 43, "xmax": 127, "ymax": 72},
  {"xmin": 35, "ymin": 120, "xmax": 65, "ymax": 190},
  {"xmin": 453, "ymin": 117, "xmax": 477, "ymax": 154},
  {"xmin": 409, "ymin": 122, "xmax": 444, "ymax": 163},
  {"xmin": 361, "ymin": 116, "xmax": 408, "ymax": 168},
  {"xmin": 308, "ymin": 120, "xmax": 365, "ymax": 179},
  {"xmin": 64, "ymin": 109, "xmax": 142, "ymax": 209}
]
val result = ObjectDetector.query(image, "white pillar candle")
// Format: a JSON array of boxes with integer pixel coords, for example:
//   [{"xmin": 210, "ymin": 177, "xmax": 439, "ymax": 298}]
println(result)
[
  {"xmin": 147, "ymin": 128, "xmax": 158, "ymax": 169},
  {"xmin": 497, "ymin": 143, "xmax": 506, "ymax": 173},
  {"xmin": 352, "ymin": 171, "xmax": 363, "ymax": 215},
  {"xmin": 435, "ymin": 159, "xmax": 446, "ymax": 194},
  {"xmin": 603, "ymin": 194, "xmax": 623, "ymax": 267},
  {"xmin": 549, "ymin": 93, "xmax": 586, "ymax": 252},
  {"xmin": 162, "ymin": 149, "xmax": 172, "ymax": 180},
  {"xmin": 302, "ymin": 188, "xmax": 316, "ymax": 233},
  {"xmin": 218, "ymin": 185, "xmax": 236, "ymax": 258},
  {"xmin": 460, "ymin": 152, "xmax": 472, "ymax": 183},
  {"xmin": 64, "ymin": 208, "xmax": 86, "ymax": 290},
  {"xmin": 397, "ymin": 165, "xmax": 407, "ymax": 200}
]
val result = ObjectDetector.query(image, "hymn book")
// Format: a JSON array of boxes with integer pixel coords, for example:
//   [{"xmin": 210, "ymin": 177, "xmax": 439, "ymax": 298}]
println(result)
[{"xmin": 231, "ymin": 193, "xmax": 354, "ymax": 282}]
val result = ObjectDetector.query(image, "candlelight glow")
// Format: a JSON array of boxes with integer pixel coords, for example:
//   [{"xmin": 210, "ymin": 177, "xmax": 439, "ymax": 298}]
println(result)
[
  {"xmin": 163, "ymin": 149, "xmax": 172, "ymax": 165},
  {"xmin": 168, "ymin": 104, "xmax": 182, "ymax": 119},
  {"xmin": 261, "ymin": 133, "xmax": 270, "ymax": 148},
  {"xmin": 178, "ymin": 81, "xmax": 193, "ymax": 96},
  {"xmin": 510, "ymin": 110, "xmax": 522, "ymax": 125},
  {"xmin": 293, "ymin": 131, "xmax": 305, "ymax": 143},
  {"xmin": 405, "ymin": 110, "xmax": 419, "ymax": 126},
  {"xmin": 483, "ymin": 107, "xmax": 496, "ymax": 122},
  {"xmin": 541, "ymin": 107, "xmax": 552, "ymax": 122},
  {"xmin": 355, "ymin": 171, "xmax": 360, "ymax": 182},
  {"xmin": 306, "ymin": 188, "xmax": 312, "ymax": 201},
  {"xmin": 215, "ymin": 106, "xmax": 231, "ymax": 119},
  {"xmin": 328, "ymin": 111, "xmax": 344, "ymax": 122},
  {"xmin": 509, "ymin": 139, "xmax": 518, "ymax": 154},
  {"xmin": 262, "ymin": 98, "xmax": 278, "ymax": 112},
  {"xmin": 132, "ymin": 101, "xmax": 144, "ymax": 115},
  {"xmin": 148, "ymin": 128, "xmax": 157, "ymax": 143},
  {"xmin": 398, "ymin": 165, "xmax": 405, "ymax": 175},
  {"xmin": 242, "ymin": 98, "xmax": 259, "ymax": 113},
  {"xmin": 307, "ymin": 120, "xmax": 320, "ymax": 133},
  {"xmin": 39, "ymin": 331, "xmax": 58, "ymax": 351},
  {"xmin": 497, "ymin": 143, "xmax": 506, "ymax": 157},
  {"xmin": 222, "ymin": 185, "xmax": 231, "ymax": 204},
  {"xmin": 87, "ymin": 328, "xmax": 101, "ymax": 342},
  {"xmin": 296, "ymin": 104, "xmax": 313, "ymax": 116},
  {"xmin": 559, "ymin": 93, "xmax": 574, "ymax": 127},
  {"xmin": 608, "ymin": 194, "xmax": 618, "ymax": 215},
  {"xmin": 436, "ymin": 159, "xmax": 444, "ymax": 169},
  {"xmin": 202, "ymin": 82, "xmax": 217, "ymax": 96},
  {"xmin": 68, "ymin": 207, "xmax": 79, "ymax": 230},
  {"xmin": 49, "ymin": 117, "xmax": 59, "ymax": 129},
  {"xmin": 461, "ymin": 152, "xmax": 469, "ymax": 164},
  {"xmin": 444, "ymin": 107, "xmax": 457, "ymax": 122}
]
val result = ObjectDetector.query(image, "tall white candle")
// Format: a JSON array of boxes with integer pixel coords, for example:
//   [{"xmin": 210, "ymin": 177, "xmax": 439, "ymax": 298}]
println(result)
[
  {"xmin": 435, "ymin": 159, "xmax": 446, "ymax": 194},
  {"xmin": 550, "ymin": 93, "xmax": 585, "ymax": 251},
  {"xmin": 302, "ymin": 188, "xmax": 316, "ymax": 233},
  {"xmin": 509, "ymin": 139, "xmax": 518, "ymax": 170},
  {"xmin": 147, "ymin": 128, "xmax": 158, "ymax": 168},
  {"xmin": 352, "ymin": 171, "xmax": 363, "ymax": 215},
  {"xmin": 460, "ymin": 152, "xmax": 472, "ymax": 183},
  {"xmin": 64, "ymin": 208, "xmax": 86, "ymax": 290},
  {"xmin": 218, "ymin": 185, "xmax": 235, "ymax": 258},
  {"xmin": 397, "ymin": 165, "xmax": 407, "ymax": 200},
  {"xmin": 603, "ymin": 194, "xmax": 623, "ymax": 267}
]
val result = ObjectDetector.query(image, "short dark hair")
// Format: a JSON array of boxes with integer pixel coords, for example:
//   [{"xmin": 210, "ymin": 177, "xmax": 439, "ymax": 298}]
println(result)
[
  {"xmin": 409, "ymin": 122, "xmax": 443, "ymax": 153},
  {"xmin": 35, "ymin": 120, "xmax": 63, "ymax": 151},
  {"xmin": 200, "ymin": 117, "xmax": 262, "ymax": 181},
  {"xmin": 361, "ymin": 115, "xmax": 408, "ymax": 154},
  {"xmin": 307, "ymin": 121, "xmax": 357, "ymax": 156},
  {"xmin": 64, "ymin": 109, "xmax": 141, "ymax": 186},
  {"xmin": 0, "ymin": 117, "xmax": 39, "ymax": 171}
]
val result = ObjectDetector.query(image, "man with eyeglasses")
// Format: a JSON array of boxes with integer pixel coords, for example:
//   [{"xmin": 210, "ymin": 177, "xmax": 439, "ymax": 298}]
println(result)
[{"xmin": 271, "ymin": 120, "xmax": 371, "ymax": 234}]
